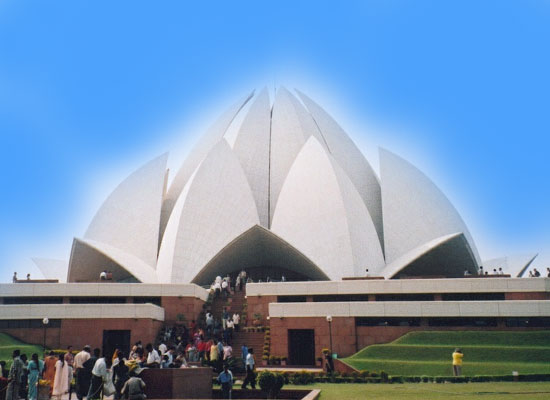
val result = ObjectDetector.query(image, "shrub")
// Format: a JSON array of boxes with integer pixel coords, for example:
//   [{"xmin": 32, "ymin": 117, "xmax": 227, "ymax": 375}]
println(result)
[
  {"xmin": 258, "ymin": 371, "xmax": 284, "ymax": 398},
  {"xmin": 291, "ymin": 371, "xmax": 315, "ymax": 385},
  {"xmin": 389, "ymin": 375, "xmax": 403, "ymax": 384},
  {"xmin": 380, "ymin": 371, "xmax": 389, "ymax": 382},
  {"xmin": 282, "ymin": 372, "xmax": 290, "ymax": 384}
]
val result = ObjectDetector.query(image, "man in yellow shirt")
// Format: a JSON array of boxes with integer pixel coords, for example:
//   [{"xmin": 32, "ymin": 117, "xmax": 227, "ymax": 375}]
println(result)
[{"xmin": 452, "ymin": 348, "xmax": 464, "ymax": 376}]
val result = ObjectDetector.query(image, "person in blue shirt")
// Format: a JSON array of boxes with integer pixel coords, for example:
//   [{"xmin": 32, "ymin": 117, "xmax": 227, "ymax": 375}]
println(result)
[{"xmin": 217, "ymin": 365, "xmax": 233, "ymax": 399}]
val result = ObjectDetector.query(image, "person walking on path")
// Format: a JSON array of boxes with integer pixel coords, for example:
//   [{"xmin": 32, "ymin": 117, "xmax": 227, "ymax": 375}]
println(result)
[
  {"xmin": 217, "ymin": 365, "xmax": 233, "ymax": 399},
  {"xmin": 42, "ymin": 351, "xmax": 57, "ymax": 395},
  {"xmin": 6, "ymin": 350, "xmax": 24, "ymax": 400},
  {"xmin": 452, "ymin": 348, "xmax": 464, "ymax": 376},
  {"xmin": 73, "ymin": 346, "xmax": 91, "ymax": 400},
  {"xmin": 27, "ymin": 353, "xmax": 44, "ymax": 400},
  {"xmin": 78, "ymin": 348, "xmax": 98, "ymax": 400},
  {"xmin": 232, "ymin": 312, "xmax": 240, "ymax": 333},
  {"xmin": 52, "ymin": 353, "xmax": 70, "ymax": 400},
  {"xmin": 87, "ymin": 353, "xmax": 109, "ymax": 400},
  {"xmin": 241, "ymin": 348, "xmax": 256, "ymax": 390}
]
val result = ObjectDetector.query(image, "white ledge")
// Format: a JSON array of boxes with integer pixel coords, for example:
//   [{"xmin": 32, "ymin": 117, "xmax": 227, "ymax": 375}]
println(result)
[
  {"xmin": 0, "ymin": 304, "xmax": 165, "ymax": 321},
  {"xmin": 0, "ymin": 283, "xmax": 209, "ymax": 301},
  {"xmin": 246, "ymin": 278, "xmax": 550, "ymax": 296},
  {"xmin": 268, "ymin": 300, "xmax": 550, "ymax": 318}
]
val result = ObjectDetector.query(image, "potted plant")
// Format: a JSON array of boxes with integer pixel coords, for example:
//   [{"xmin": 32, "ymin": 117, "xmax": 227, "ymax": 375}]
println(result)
[
  {"xmin": 268, "ymin": 355, "xmax": 276, "ymax": 365},
  {"xmin": 281, "ymin": 356, "xmax": 287, "ymax": 366},
  {"xmin": 316, "ymin": 356, "xmax": 323, "ymax": 367},
  {"xmin": 252, "ymin": 313, "xmax": 262, "ymax": 326},
  {"xmin": 262, "ymin": 355, "xmax": 268, "ymax": 366},
  {"xmin": 38, "ymin": 380, "xmax": 51, "ymax": 400}
]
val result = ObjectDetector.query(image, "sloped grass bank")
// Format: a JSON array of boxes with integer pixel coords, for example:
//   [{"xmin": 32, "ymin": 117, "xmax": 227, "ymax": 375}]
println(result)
[
  {"xmin": 0, "ymin": 333, "xmax": 44, "ymax": 364},
  {"xmin": 343, "ymin": 331, "xmax": 550, "ymax": 376}
]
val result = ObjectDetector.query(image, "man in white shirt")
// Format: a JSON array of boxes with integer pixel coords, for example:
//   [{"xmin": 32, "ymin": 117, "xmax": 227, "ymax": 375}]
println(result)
[
  {"xmin": 221, "ymin": 279, "xmax": 228, "ymax": 298},
  {"xmin": 88, "ymin": 355, "xmax": 109, "ymax": 400},
  {"xmin": 214, "ymin": 281, "xmax": 221, "ymax": 298},
  {"xmin": 226, "ymin": 319, "xmax": 234, "ymax": 341},
  {"xmin": 241, "ymin": 348, "xmax": 256, "ymax": 389},
  {"xmin": 232, "ymin": 312, "xmax": 240, "ymax": 332},
  {"xmin": 74, "ymin": 346, "xmax": 91, "ymax": 400},
  {"xmin": 145, "ymin": 343, "xmax": 160, "ymax": 367}
]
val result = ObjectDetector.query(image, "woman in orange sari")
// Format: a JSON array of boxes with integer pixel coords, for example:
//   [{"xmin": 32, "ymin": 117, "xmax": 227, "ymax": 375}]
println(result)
[{"xmin": 43, "ymin": 351, "xmax": 58, "ymax": 394}]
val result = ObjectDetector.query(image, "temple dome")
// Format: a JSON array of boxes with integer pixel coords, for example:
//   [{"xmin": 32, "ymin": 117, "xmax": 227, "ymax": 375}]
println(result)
[{"xmin": 66, "ymin": 87, "xmax": 483, "ymax": 284}]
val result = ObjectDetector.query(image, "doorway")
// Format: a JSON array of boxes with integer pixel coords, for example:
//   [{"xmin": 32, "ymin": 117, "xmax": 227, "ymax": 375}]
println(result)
[
  {"xmin": 102, "ymin": 330, "xmax": 130, "ymax": 359},
  {"xmin": 288, "ymin": 329, "xmax": 315, "ymax": 366}
]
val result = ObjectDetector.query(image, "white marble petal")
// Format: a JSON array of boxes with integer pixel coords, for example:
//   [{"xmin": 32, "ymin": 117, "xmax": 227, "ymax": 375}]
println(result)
[
  {"xmin": 160, "ymin": 91, "xmax": 254, "ymax": 238},
  {"xmin": 380, "ymin": 148, "xmax": 481, "ymax": 267},
  {"xmin": 328, "ymin": 157, "xmax": 386, "ymax": 275},
  {"xmin": 482, "ymin": 254, "xmax": 538, "ymax": 277},
  {"xmin": 31, "ymin": 258, "xmax": 68, "ymax": 283},
  {"xmin": 269, "ymin": 87, "xmax": 327, "ymax": 224},
  {"xmin": 232, "ymin": 88, "xmax": 271, "ymax": 228},
  {"xmin": 157, "ymin": 139, "xmax": 260, "ymax": 283},
  {"xmin": 84, "ymin": 153, "xmax": 168, "ymax": 268},
  {"xmin": 382, "ymin": 232, "xmax": 478, "ymax": 278},
  {"xmin": 296, "ymin": 90, "xmax": 384, "ymax": 249},
  {"xmin": 271, "ymin": 137, "xmax": 382, "ymax": 279},
  {"xmin": 67, "ymin": 238, "xmax": 158, "ymax": 283}
]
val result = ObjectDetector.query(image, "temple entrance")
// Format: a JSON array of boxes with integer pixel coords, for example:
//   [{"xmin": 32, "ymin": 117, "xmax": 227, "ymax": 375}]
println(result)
[
  {"xmin": 191, "ymin": 225, "xmax": 329, "ymax": 285},
  {"xmin": 102, "ymin": 330, "xmax": 130, "ymax": 359},
  {"xmin": 288, "ymin": 329, "xmax": 315, "ymax": 366}
]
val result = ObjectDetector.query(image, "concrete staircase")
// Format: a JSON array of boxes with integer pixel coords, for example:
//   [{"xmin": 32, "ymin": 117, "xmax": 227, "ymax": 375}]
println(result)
[{"xmin": 209, "ymin": 288, "xmax": 265, "ymax": 358}]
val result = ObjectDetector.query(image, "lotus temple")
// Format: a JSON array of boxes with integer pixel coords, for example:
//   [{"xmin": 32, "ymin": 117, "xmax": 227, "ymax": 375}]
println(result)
[{"xmin": 1, "ymin": 88, "xmax": 548, "ymax": 364}]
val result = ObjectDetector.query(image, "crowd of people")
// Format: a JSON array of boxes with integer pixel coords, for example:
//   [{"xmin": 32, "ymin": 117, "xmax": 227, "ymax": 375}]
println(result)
[
  {"xmin": 472, "ymin": 266, "xmax": 550, "ymax": 277},
  {"xmin": 2, "ymin": 270, "xmax": 266, "ymax": 400},
  {"xmin": 527, "ymin": 268, "xmax": 550, "ymax": 277},
  {"xmin": 0, "ymin": 346, "xmax": 150, "ymax": 400}
]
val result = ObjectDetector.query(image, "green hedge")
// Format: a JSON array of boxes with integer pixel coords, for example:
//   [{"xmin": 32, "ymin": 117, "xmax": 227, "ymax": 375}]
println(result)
[{"xmin": 388, "ymin": 373, "xmax": 550, "ymax": 384}]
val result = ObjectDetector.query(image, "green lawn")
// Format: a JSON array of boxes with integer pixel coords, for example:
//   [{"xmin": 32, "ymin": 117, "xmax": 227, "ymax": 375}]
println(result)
[
  {"xmin": 284, "ymin": 382, "xmax": 550, "ymax": 400},
  {"xmin": 0, "ymin": 333, "xmax": 44, "ymax": 365},
  {"xmin": 342, "ymin": 331, "xmax": 550, "ymax": 376}
]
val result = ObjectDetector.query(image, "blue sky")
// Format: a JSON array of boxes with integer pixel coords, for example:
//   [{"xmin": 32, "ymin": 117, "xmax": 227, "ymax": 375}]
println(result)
[{"xmin": 1, "ymin": 1, "xmax": 549, "ymax": 282}]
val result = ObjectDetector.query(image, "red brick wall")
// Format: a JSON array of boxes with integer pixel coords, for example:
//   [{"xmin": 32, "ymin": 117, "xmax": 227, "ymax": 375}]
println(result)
[
  {"xmin": 505, "ymin": 292, "xmax": 550, "ymax": 300},
  {"xmin": 270, "ymin": 317, "xmax": 357, "ymax": 360},
  {"xmin": 246, "ymin": 295, "xmax": 276, "ymax": 326},
  {"xmin": 2, "ymin": 318, "xmax": 163, "ymax": 350},
  {"xmin": 269, "ymin": 317, "xmax": 550, "ymax": 360},
  {"xmin": 161, "ymin": 296, "xmax": 205, "ymax": 323}
]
